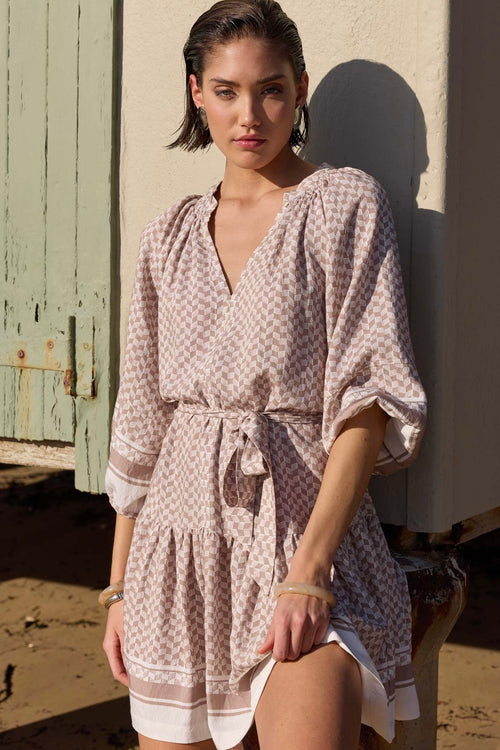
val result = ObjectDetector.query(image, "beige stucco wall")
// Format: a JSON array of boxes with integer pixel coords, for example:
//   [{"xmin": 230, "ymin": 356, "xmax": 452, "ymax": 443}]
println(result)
[
  {"xmin": 118, "ymin": 1, "xmax": 500, "ymax": 531},
  {"xmin": 119, "ymin": 0, "xmax": 448, "ymax": 295}
]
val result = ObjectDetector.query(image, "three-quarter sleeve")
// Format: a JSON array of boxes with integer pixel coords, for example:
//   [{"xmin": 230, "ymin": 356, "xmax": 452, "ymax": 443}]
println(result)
[
  {"xmin": 105, "ymin": 216, "xmax": 175, "ymax": 517},
  {"xmin": 322, "ymin": 174, "xmax": 427, "ymax": 474}
]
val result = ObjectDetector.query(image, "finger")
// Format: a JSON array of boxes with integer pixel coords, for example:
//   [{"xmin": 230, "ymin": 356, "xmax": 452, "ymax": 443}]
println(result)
[
  {"xmin": 111, "ymin": 656, "xmax": 129, "ymax": 686},
  {"xmin": 300, "ymin": 625, "xmax": 316, "ymax": 654},
  {"xmin": 257, "ymin": 624, "xmax": 275, "ymax": 654},
  {"xmin": 105, "ymin": 635, "xmax": 129, "ymax": 686},
  {"xmin": 288, "ymin": 612, "xmax": 307, "ymax": 660},
  {"xmin": 313, "ymin": 618, "xmax": 329, "ymax": 646},
  {"xmin": 272, "ymin": 624, "xmax": 290, "ymax": 662}
]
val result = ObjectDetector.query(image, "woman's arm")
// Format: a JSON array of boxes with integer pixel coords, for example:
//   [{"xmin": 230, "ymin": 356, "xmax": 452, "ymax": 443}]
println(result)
[
  {"xmin": 258, "ymin": 402, "xmax": 389, "ymax": 662},
  {"xmin": 109, "ymin": 513, "xmax": 136, "ymax": 582},
  {"xmin": 102, "ymin": 513, "xmax": 136, "ymax": 686}
]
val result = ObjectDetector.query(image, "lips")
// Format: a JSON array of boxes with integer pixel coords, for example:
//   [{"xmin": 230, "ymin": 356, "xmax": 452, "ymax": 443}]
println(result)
[{"xmin": 234, "ymin": 135, "xmax": 266, "ymax": 149}]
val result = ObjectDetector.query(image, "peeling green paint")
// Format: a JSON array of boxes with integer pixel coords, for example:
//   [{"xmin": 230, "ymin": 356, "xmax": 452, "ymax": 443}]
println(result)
[{"xmin": 0, "ymin": 0, "xmax": 118, "ymax": 492}]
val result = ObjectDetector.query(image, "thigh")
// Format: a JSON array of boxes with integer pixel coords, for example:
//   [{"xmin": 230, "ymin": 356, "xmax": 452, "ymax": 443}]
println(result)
[
  {"xmin": 254, "ymin": 642, "xmax": 362, "ymax": 750},
  {"xmin": 138, "ymin": 735, "xmax": 217, "ymax": 750}
]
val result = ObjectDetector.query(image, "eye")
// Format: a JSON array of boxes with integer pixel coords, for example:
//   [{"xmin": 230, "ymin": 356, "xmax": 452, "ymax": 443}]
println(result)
[
  {"xmin": 215, "ymin": 88, "xmax": 235, "ymax": 98},
  {"xmin": 262, "ymin": 85, "xmax": 284, "ymax": 96}
]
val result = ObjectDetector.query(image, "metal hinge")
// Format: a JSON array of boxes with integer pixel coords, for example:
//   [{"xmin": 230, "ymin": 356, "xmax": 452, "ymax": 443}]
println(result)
[{"xmin": 0, "ymin": 316, "xmax": 96, "ymax": 398}]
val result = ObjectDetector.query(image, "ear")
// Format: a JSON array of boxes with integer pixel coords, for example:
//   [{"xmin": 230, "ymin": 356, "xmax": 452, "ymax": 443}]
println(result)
[
  {"xmin": 295, "ymin": 70, "xmax": 309, "ymax": 108},
  {"xmin": 189, "ymin": 73, "xmax": 204, "ymax": 109}
]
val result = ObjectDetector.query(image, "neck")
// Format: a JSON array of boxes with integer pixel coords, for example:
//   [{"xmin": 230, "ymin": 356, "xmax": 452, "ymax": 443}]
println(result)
[{"xmin": 220, "ymin": 148, "xmax": 317, "ymax": 201}]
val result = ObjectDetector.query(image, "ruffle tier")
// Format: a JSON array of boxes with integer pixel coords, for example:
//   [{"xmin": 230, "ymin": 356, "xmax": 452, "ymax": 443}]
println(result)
[{"xmin": 123, "ymin": 493, "xmax": 418, "ymax": 747}]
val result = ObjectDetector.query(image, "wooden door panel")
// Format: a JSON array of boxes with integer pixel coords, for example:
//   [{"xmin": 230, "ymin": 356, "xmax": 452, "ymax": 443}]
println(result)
[
  {"xmin": 0, "ymin": 0, "xmax": 117, "ymax": 492},
  {"xmin": 2, "ymin": 0, "xmax": 49, "ymax": 441}
]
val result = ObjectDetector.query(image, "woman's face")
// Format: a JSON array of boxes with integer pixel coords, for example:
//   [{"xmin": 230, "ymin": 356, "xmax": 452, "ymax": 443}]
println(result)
[{"xmin": 190, "ymin": 36, "xmax": 308, "ymax": 170}]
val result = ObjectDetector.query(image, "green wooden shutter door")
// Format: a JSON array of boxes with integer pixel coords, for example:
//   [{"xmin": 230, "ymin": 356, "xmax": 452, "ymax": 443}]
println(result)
[{"xmin": 0, "ymin": 0, "xmax": 118, "ymax": 492}]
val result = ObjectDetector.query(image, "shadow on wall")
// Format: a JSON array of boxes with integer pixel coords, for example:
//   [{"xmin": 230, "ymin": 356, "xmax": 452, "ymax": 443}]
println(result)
[
  {"xmin": 303, "ymin": 59, "xmax": 429, "ymax": 236},
  {"xmin": 303, "ymin": 60, "xmax": 443, "ymax": 525}
]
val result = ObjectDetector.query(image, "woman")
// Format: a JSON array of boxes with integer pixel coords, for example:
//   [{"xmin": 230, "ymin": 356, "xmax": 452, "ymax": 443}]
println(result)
[{"xmin": 102, "ymin": 2, "xmax": 427, "ymax": 749}]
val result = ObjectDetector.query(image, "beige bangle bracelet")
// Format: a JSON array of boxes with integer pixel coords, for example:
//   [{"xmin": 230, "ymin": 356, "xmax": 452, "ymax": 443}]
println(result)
[
  {"xmin": 104, "ymin": 592, "xmax": 124, "ymax": 609},
  {"xmin": 274, "ymin": 582, "xmax": 336, "ymax": 609},
  {"xmin": 98, "ymin": 580, "xmax": 124, "ymax": 609}
]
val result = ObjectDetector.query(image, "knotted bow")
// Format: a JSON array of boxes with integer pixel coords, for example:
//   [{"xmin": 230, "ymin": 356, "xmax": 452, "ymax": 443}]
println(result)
[
  {"xmin": 219, "ymin": 410, "xmax": 276, "ymax": 593},
  {"xmin": 176, "ymin": 405, "xmax": 322, "ymax": 595}
]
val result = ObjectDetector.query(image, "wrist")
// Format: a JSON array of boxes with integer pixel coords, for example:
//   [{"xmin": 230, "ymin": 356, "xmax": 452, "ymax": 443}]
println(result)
[
  {"xmin": 98, "ymin": 580, "xmax": 125, "ymax": 609},
  {"xmin": 275, "ymin": 581, "xmax": 336, "ymax": 609},
  {"xmin": 287, "ymin": 547, "xmax": 333, "ymax": 588},
  {"xmin": 109, "ymin": 577, "xmax": 126, "ymax": 586}
]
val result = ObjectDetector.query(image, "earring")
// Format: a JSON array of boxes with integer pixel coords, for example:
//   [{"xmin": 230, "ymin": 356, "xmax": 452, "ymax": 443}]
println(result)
[
  {"xmin": 198, "ymin": 107, "xmax": 208, "ymax": 130},
  {"xmin": 293, "ymin": 105, "xmax": 303, "ymax": 132}
]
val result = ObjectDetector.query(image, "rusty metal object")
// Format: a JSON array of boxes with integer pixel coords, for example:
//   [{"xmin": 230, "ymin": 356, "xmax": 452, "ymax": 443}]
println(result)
[
  {"xmin": 63, "ymin": 369, "xmax": 75, "ymax": 397},
  {"xmin": 0, "ymin": 319, "xmax": 95, "ymax": 399},
  {"xmin": 75, "ymin": 318, "xmax": 96, "ymax": 398},
  {"xmin": 397, "ymin": 549, "xmax": 469, "ymax": 666},
  {"xmin": 358, "ymin": 549, "xmax": 469, "ymax": 750}
]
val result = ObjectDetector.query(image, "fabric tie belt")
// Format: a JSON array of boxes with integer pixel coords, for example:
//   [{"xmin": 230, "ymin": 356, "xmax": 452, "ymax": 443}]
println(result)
[{"xmin": 176, "ymin": 404, "xmax": 322, "ymax": 595}]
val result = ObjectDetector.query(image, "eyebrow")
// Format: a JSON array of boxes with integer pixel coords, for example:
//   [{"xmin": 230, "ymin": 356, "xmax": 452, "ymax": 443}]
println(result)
[{"xmin": 208, "ymin": 74, "xmax": 287, "ymax": 86}]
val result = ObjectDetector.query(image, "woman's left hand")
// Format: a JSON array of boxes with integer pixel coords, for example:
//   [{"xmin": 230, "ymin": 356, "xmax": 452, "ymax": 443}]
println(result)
[
  {"xmin": 257, "ymin": 561, "xmax": 332, "ymax": 661},
  {"xmin": 257, "ymin": 591, "xmax": 330, "ymax": 661}
]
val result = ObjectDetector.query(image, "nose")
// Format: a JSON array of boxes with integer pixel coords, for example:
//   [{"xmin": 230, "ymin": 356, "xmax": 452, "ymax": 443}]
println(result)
[{"xmin": 239, "ymin": 95, "xmax": 261, "ymax": 128}]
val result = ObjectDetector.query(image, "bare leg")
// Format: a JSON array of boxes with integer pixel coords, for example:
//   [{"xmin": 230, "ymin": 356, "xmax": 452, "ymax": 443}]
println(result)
[
  {"xmin": 254, "ymin": 642, "xmax": 362, "ymax": 750},
  {"xmin": 138, "ymin": 736, "xmax": 244, "ymax": 750},
  {"xmin": 138, "ymin": 736, "xmax": 217, "ymax": 750}
]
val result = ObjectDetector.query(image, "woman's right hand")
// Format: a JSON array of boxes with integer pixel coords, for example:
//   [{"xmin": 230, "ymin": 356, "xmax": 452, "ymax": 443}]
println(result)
[{"xmin": 102, "ymin": 601, "xmax": 128, "ymax": 686}]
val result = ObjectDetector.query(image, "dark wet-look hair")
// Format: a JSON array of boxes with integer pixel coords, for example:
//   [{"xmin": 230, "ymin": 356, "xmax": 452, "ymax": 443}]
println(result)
[{"xmin": 168, "ymin": 0, "xmax": 310, "ymax": 151}]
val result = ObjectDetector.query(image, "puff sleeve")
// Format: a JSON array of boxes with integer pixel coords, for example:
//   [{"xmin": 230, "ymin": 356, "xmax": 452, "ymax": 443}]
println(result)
[
  {"xmin": 322, "ymin": 173, "xmax": 427, "ymax": 474},
  {"xmin": 104, "ymin": 215, "xmax": 175, "ymax": 517}
]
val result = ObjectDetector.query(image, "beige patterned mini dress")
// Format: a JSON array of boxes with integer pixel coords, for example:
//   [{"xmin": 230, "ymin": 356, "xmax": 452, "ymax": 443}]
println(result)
[{"xmin": 105, "ymin": 164, "xmax": 427, "ymax": 749}]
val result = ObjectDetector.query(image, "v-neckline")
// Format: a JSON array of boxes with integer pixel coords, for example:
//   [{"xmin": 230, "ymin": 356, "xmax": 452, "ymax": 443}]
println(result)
[{"xmin": 202, "ymin": 164, "xmax": 331, "ymax": 300}]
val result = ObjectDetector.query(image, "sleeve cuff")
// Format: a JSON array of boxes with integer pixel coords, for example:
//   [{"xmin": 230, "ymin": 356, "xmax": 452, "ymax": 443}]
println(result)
[{"xmin": 322, "ymin": 389, "xmax": 426, "ymax": 475}]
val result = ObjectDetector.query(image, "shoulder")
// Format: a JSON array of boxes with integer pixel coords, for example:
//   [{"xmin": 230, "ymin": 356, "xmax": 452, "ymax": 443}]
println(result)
[
  {"xmin": 314, "ymin": 165, "xmax": 389, "ymax": 214},
  {"xmin": 134, "ymin": 192, "xmax": 206, "ymax": 287},
  {"xmin": 310, "ymin": 167, "xmax": 396, "ymax": 254},
  {"xmin": 137, "ymin": 191, "xmax": 208, "ymax": 264},
  {"xmin": 140, "ymin": 193, "xmax": 202, "ymax": 253},
  {"xmin": 309, "ymin": 167, "xmax": 398, "ymax": 269}
]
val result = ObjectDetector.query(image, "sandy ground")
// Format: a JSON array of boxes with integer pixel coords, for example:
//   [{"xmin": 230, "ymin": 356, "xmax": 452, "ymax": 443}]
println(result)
[{"xmin": 0, "ymin": 466, "xmax": 498, "ymax": 749}]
